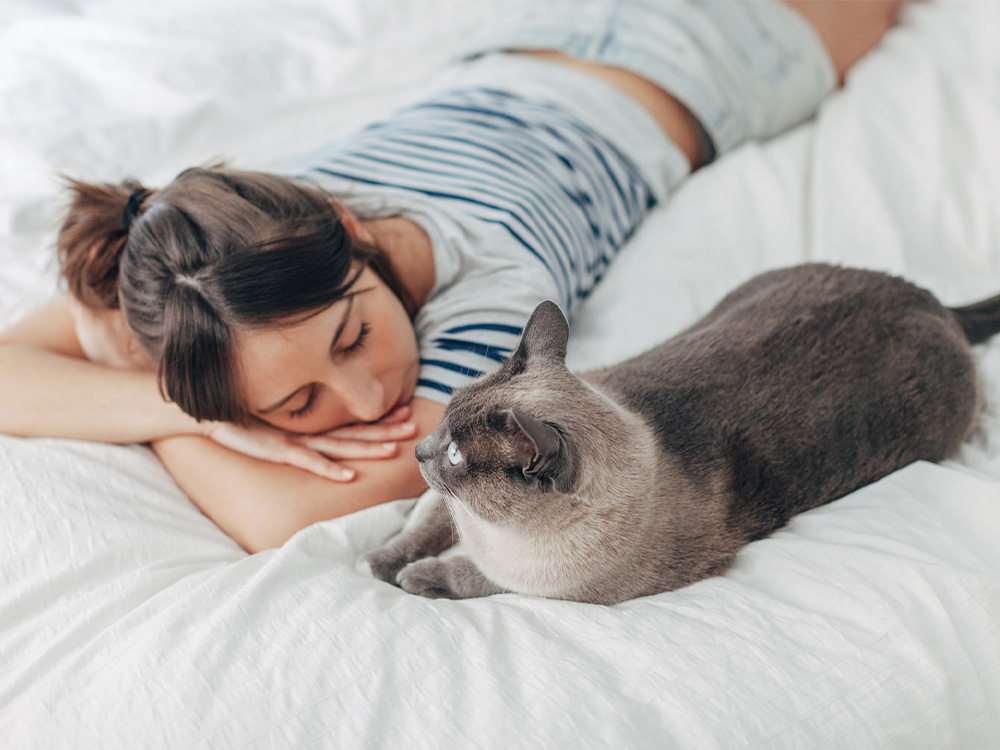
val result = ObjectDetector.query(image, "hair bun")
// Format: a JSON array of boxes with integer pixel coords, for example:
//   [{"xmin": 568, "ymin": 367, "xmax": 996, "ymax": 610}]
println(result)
[{"xmin": 57, "ymin": 177, "xmax": 152, "ymax": 310}]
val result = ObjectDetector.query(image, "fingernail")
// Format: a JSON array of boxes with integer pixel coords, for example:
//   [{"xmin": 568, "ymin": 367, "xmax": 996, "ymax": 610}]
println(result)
[
  {"xmin": 341, "ymin": 468, "xmax": 356, "ymax": 480},
  {"xmin": 382, "ymin": 442, "xmax": 396, "ymax": 450}
]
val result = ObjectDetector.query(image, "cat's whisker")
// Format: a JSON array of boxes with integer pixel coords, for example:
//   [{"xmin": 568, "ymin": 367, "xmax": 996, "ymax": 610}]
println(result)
[
  {"xmin": 460, "ymin": 501, "xmax": 490, "ymax": 536},
  {"xmin": 443, "ymin": 500, "xmax": 461, "ymax": 547}
]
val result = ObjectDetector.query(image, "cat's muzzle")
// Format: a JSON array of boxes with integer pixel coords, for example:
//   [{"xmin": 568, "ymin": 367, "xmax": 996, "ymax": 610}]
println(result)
[{"xmin": 414, "ymin": 436, "xmax": 436, "ymax": 463}]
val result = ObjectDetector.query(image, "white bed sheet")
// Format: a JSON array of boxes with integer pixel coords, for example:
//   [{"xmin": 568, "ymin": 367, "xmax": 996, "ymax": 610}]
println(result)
[{"xmin": 2, "ymin": 1, "xmax": 999, "ymax": 748}]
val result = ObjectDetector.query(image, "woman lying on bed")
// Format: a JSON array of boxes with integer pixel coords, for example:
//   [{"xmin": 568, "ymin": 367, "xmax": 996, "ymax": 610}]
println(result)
[{"xmin": 0, "ymin": 1, "xmax": 902, "ymax": 552}]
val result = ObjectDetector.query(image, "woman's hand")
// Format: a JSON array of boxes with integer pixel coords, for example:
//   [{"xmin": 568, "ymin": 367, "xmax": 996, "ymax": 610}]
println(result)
[{"xmin": 202, "ymin": 405, "xmax": 419, "ymax": 482}]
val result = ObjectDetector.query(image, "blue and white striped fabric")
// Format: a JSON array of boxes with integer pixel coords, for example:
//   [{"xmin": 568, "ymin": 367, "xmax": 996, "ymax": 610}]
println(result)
[{"xmin": 288, "ymin": 66, "xmax": 670, "ymax": 403}]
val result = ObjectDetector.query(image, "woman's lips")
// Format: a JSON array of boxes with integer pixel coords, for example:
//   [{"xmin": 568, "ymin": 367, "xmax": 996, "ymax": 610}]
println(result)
[{"xmin": 385, "ymin": 380, "xmax": 415, "ymax": 419}]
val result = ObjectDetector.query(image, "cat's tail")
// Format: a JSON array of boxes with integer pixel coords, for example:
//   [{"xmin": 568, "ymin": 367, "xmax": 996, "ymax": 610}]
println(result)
[{"xmin": 950, "ymin": 293, "xmax": 1000, "ymax": 344}]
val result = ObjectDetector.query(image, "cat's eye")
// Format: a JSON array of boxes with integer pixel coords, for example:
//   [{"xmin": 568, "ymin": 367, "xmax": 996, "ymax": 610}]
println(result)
[{"xmin": 447, "ymin": 441, "xmax": 462, "ymax": 465}]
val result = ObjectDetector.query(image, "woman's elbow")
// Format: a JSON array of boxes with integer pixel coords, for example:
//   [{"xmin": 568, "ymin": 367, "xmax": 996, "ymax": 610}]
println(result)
[
  {"xmin": 223, "ymin": 479, "xmax": 400, "ymax": 554},
  {"xmin": 220, "ymin": 489, "xmax": 351, "ymax": 554}
]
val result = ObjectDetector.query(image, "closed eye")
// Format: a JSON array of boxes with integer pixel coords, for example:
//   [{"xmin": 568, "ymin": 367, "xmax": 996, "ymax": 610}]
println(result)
[
  {"xmin": 342, "ymin": 321, "xmax": 370, "ymax": 354},
  {"xmin": 287, "ymin": 322, "xmax": 369, "ymax": 420},
  {"xmin": 289, "ymin": 321, "xmax": 369, "ymax": 420},
  {"xmin": 288, "ymin": 387, "xmax": 317, "ymax": 420}
]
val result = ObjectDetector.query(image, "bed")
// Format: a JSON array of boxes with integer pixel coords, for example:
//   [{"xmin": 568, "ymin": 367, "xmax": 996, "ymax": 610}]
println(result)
[{"xmin": 2, "ymin": 1, "xmax": 999, "ymax": 747}]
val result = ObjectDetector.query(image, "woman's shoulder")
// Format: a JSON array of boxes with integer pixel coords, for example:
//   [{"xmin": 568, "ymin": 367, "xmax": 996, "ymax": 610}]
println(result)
[{"xmin": 413, "ymin": 252, "xmax": 562, "ymax": 403}]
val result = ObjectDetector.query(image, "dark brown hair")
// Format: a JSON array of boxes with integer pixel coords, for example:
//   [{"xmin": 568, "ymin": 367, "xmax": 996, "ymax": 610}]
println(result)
[{"xmin": 58, "ymin": 165, "xmax": 416, "ymax": 425}]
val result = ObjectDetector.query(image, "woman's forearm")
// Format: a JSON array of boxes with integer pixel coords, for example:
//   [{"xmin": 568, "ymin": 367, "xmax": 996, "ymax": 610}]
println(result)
[
  {"xmin": 0, "ymin": 343, "xmax": 199, "ymax": 443},
  {"xmin": 0, "ymin": 297, "xmax": 201, "ymax": 443},
  {"xmin": 153, "ymin": 435, "xmax": 430, "ymax": 553},
  {"xmin": 152, "ymin": 398, "xmax": 446, "ymax": 553}
]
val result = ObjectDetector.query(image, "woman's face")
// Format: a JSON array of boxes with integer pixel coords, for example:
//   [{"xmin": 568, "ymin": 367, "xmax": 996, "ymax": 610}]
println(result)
[{"xmin": 234, "ymin": 266, "xmax": 420, "ymax": 434}]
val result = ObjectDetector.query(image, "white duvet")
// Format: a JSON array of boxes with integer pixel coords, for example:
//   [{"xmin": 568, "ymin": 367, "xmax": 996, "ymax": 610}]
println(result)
[{"xmin": 2, "ymin": 1, "xmax": 999, "ymax": 748}]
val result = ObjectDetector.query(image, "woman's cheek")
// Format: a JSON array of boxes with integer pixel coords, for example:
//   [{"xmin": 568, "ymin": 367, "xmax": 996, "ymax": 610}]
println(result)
[{"xmin": 300, "ymin": 397, "xmax": 355, "ymax": 435}]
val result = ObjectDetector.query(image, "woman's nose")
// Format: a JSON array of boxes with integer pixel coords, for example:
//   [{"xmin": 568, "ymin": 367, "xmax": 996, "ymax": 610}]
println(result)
[{"xmin": 328, "ymin": 366, "xmax": 385, "ymax": 423}]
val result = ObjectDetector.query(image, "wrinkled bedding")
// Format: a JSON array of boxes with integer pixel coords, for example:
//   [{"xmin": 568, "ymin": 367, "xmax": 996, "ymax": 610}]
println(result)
[{"xmin": 2, "ymin": 1, "xmax": 999, "ymax": 747}]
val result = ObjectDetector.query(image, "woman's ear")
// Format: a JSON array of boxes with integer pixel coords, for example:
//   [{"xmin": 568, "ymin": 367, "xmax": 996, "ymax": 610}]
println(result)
[{"xmin": 331, "ymin": 200, "xmax": 376, "ymax": 245}]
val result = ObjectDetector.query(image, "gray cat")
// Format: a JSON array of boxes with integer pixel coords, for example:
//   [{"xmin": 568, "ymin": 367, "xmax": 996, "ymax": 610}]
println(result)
[{"xmin": 363, "ymin": 263, "xmax": 1000, "ymax": 605}]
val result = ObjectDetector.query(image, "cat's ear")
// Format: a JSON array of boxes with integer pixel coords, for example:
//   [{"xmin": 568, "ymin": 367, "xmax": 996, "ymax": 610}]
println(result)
[
  {"xmin": 507, "ymin": 301, "xmax": 569, "ymax": 372},
  {"xmin": 507, "ymin": 408, "xmax": 575, "ymax": 492}
]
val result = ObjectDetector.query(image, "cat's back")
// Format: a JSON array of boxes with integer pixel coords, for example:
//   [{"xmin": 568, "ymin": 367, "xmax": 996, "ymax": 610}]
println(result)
[
  {"xmin": 676, "ymin": 263, "xmax": 948, "ymax": 347},
  {"xmin": 586, "ymin": 263, "xmax": 979, "ymax": 537},
  {"xmin": 590, "ymin": 263, "xmax": 958, "ymax": 411}
]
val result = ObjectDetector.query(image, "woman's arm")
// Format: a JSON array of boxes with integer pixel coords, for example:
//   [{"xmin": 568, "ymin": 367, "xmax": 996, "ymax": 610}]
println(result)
[
  {"xmin": 152, "ymin": 397, "xmax": 446, "ymax": 553},
  {"xmin": 1, "ymin": 296, "xmax": 444, "ymax": 552},
  {"xmin": 0, "ymin": 297, "xmax": 200, "ymax": 442}
]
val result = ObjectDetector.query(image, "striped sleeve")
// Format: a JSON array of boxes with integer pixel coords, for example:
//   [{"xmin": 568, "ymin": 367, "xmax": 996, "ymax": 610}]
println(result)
[
  {"xmin": 417, "ymin": 321, "xmax": 522, "ymax": 399},
  {"xmin": 414, "ymin": 301, "xmax": 530, "ymax": 402}
]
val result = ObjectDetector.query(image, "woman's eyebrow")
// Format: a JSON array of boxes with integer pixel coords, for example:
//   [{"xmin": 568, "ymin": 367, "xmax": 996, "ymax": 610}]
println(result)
[
  {"xmin": 327, "ymin": 294, "xmax": 355, "ymax": 352},
  {"xmin": 256, "ymin": 297, "xmax": 355, "ymax": 415}
]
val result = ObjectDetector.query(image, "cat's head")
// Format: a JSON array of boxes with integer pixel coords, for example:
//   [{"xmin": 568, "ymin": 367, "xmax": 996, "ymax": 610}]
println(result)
[{"xmin": 415, "ymin": 301, "xmax": 627, "ymax": 529}]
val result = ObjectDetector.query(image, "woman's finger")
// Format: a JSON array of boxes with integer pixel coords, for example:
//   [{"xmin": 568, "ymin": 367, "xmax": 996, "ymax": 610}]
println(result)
[
  {"xmin": 283, "ymin": 450, "xmax": 357, "ymax": 482},
  {"xmin": 296, "ymin": 435, "xmax": 402, "ymax": 460},
  {"xmin": 322, "ymin": 420, "xmax": 417, "ymax": 442}
]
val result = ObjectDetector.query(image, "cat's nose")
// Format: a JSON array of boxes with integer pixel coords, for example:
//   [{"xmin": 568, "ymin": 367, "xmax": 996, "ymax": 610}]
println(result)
[{"xmin": 414, "ymin": 437, "xmax": 434, "ymax": 463}]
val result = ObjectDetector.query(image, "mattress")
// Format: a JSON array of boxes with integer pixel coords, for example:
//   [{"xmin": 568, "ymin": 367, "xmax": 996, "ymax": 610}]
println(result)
[{"xmin": 2, "ymin": 1, "xmax": 999, "ymax": 747}]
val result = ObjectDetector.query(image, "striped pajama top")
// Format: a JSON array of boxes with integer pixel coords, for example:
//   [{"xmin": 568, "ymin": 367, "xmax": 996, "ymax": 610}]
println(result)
[{"xmin": 282, "ymin": 54, "xmax": 683, "ymax": 405}]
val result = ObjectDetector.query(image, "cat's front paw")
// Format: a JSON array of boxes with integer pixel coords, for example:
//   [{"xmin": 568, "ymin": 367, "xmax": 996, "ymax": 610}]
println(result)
[
  {"xmin": 396, "ymin": 555, "xmax": 507, "ymax": 600},
  {"xmin": 361, "ymin": 544, "xmax": 412, "ymax": 585},
  {"xmin": 396, "ymin": 558, "xmax": 458, "ymax": 599}
]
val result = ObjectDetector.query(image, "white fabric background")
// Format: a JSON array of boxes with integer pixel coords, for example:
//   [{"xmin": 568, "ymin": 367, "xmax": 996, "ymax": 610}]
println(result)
[{"xmin": 2, "ymin": 1, "xmax": 999, "ymax": 748}]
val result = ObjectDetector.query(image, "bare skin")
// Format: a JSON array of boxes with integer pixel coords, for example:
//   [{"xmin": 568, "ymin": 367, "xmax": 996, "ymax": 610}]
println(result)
[
  {"xmin": 0, "ymin": 1, "xmax": 904, "ymax": 552},
  {"xmin": 782, "ymin": 0, "xmax": 904, "ymax": 86},
  {"xmin": 520, "ymin": 0, "xmax": 904, "ymax": 169}
]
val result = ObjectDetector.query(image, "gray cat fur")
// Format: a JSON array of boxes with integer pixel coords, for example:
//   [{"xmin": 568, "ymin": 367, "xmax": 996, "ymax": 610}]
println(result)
[{"xmin": 362, "ymin": 263, "xmax": 998, "ymax": 605}]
